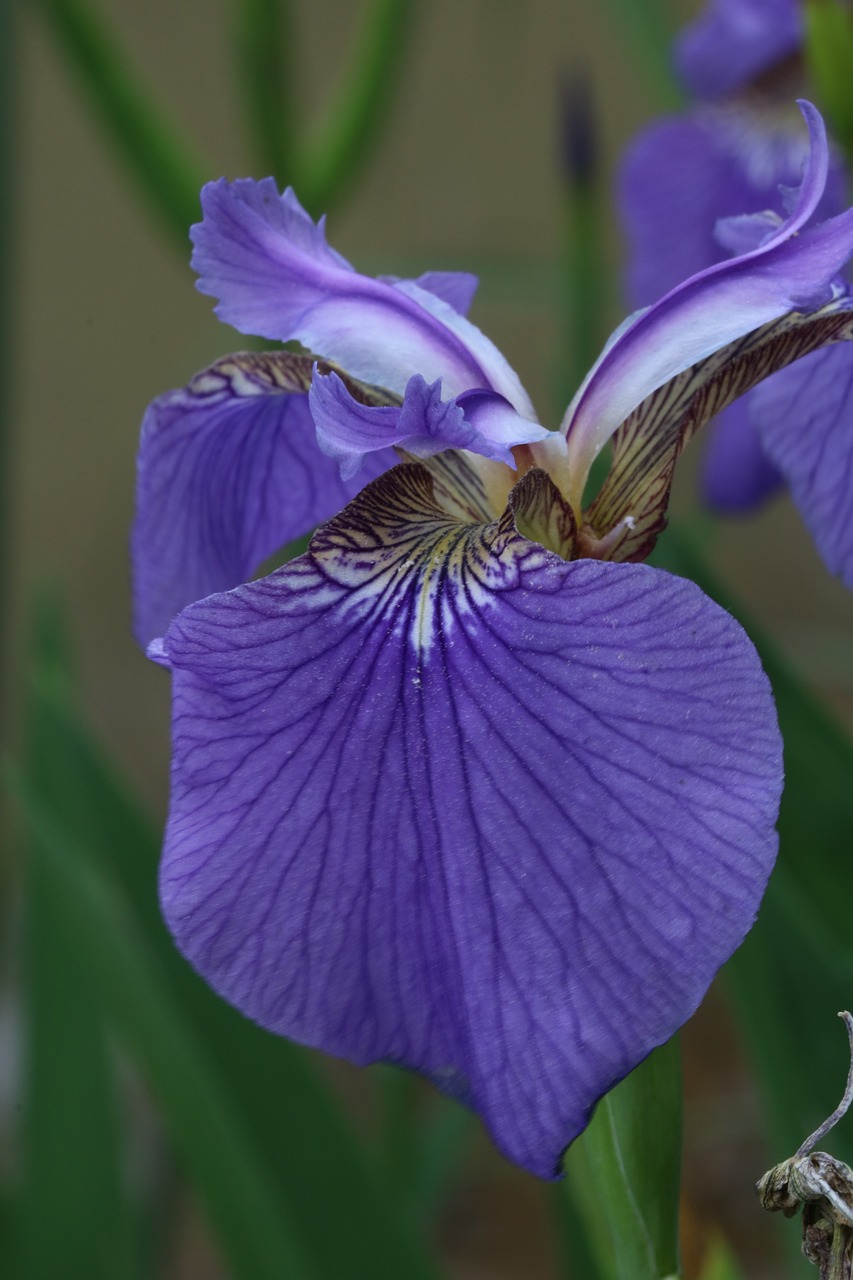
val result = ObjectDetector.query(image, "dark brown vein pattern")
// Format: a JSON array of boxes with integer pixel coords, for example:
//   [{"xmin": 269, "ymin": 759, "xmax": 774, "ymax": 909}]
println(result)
[{"xmin": 584, "ymin": 300, "xmax": 853, "ymax": 561}]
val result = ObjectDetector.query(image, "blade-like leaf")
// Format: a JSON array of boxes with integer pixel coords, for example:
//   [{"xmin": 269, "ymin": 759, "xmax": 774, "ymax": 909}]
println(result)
[
  {"xmin": 32, "ymin": 0, "xmax": 207, "ymax": 245},
  {"xmin": 298, "ymin": 0, "xmax": 417, "ymax": 213},
  {"xmin": 562, "ymin": 1038, "xmax": 682, "ymax": 1280},
  {"xmin": 805, "ymin": 0, "xmax": 853, "ymax": 170},
  {"xmin": 9, "ymin": 770, "xmax": 317, "ymax": 1280},
  {"xmin": 230, "ymin": 0, "xmax": 295, "ymax": 182},
  {"xmin": 12, "ymin": 597, "xmax": 135, "ymax": 1280}
]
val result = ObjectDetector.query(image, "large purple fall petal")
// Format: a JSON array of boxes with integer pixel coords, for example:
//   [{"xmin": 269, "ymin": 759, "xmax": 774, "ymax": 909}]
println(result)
[
  {"xmin": 132, "ymin": 351, "xmax": 394, "ymax": 647},
  {"xmin": 564, "ymin": 103, "xmax": 853, "ymax": 501},
  {"xmin": 158, "ymin": 464, "xmax": 781, "ymax": 1177},
  {"xmin": 190, "ymin": 181, "xmax": 535, "ymax": 414},
  {"xmin": 701, "ymin": 400, "xmax": 783, "ymax": 511},
  {"xmin": 748, "ymin": 343, "xmax": 853, "ymax": 585}
]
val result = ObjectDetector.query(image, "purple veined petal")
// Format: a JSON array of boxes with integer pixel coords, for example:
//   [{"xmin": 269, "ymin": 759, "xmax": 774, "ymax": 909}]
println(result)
[
  {"xmin": 191, "ymin": 180, "xmax": 535, "ymax": 415},
  {"xmin": 309, "ymin": 369, "xmax": 551, "ymax": 479},
  {"xmin": 676, "ymin": 0, "xmax": 802, "ymax": 100},
  {"xmin": 749, "ymin": 342, "xmax": 853, "ymax": 585},
  {"xmin": 700, "ymin": 399, "xmax": 784, "ymax": 511},
  {"xmin": 563, "ymin": 102, "xmax": 853, "ymax": 507},
  {"xmin": 619, "ymin": 115, "xmax": 770, "ymax": 308},
  {"xmin": 581, "ymin": 300, "xmax": 853, "ymax": 562},
  {"xmin": 132, "ymin": 350, "xmax": 395, "ymax": 647},
  {"xmin": 618, "ymin": 104, "xmax": 848, "ymax": 309},
  {"xmin": 157, "ymin": 461, "xmax": 781, "ymax": 1178}
]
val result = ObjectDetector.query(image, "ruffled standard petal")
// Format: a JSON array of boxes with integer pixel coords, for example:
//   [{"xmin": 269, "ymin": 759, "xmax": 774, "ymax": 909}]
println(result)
[
  {"xmin": 676, "ymin": 0, "xmax": 802, "ymax": 100},
  {"xmin": 748, "ymin": 343, "xmax": 853, "ymax": 585},
  {"xmin": 132, "ymin": 351, "xmax": 395, "ymax": 646},
  {"xmin": 158, "ymin": 462, "xmax": 781, "ymax": 1178},
  {"xmin": 190, "ymin": 180, "xmax": 534, "ymax": 415},
  {"xmin": 309, "ymin": 369, "xmax": 551, "ymax": 478},
  {"xmin": 700, "ymin": 400, "xmax": 783, "ymax": 511},
  {"xmin": 564, "ymin": 103, "xmax": 853, "ymax": 503}
]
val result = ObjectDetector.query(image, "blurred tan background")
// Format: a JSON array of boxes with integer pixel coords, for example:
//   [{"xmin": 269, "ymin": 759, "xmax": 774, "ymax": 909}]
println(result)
[{"xmin": 8, "ymin": 3, "xmax": 853, "ymax": 1274}]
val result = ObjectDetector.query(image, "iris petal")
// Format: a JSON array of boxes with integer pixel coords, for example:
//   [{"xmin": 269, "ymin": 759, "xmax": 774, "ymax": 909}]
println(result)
[
  {"xmin": 749, "ymin": 342, "xmax": 853, "ymax": 585},
  {"xmin": 309, "ymin": 369, "xmax": 551, "ymax": 478},
  {"xmin": 700, "ymin": 400, "xmax": 783, "ymax": 511},
  {"xmin": 132, "ymin": 350, "xmax": 394, "ymax": 646},
  {"xmin": 676, "ymin": 0, "xmax": 802, "ymax": 100},
  {"xmin": 565, "ymin": 102, "xmax": 853, "ymax": 502},
  {"xmin": 158, "ymin": 462, "xmax": 781, "ymax": 1177},
  {"xmin": 583, "ymin": 300, "xmax": 853, "ymax": 562},
  {"xmin": 190, "ymin": 181, "xmax": 534, "ymax": 414}
]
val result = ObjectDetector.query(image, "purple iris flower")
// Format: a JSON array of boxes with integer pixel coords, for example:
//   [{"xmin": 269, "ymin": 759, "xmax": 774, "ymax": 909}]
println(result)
[
  {"xmin": 135, "ymin": 103, "xmax": 853, "ymax": 1177},
  {"xmin": 619, "ymin": 0, "xmax": 853, "ymax": 585}
]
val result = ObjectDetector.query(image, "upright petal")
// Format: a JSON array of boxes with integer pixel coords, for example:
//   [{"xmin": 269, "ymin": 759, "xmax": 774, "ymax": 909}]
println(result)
[
  {"xmin": 618, "ymin": 106, "xmax": 846, "ymax": 309},
  {"xmin": 700, "ymin": 400, "xmax": 783, "ymax": 511},
  {"xmin": 132, "ymin": 350, "xmax": 394, "ymax": 647},
  {"xmin": 619, "ymin": 115, "xmax": 769, "ymax": 307},
  {"xmin": 158, "ymin": 463, "xmax": 781, "ymax": 1177},
  {"xmin": 581, "ymin": 301, "xmax": 853, "ymax": 562},
  {"xmin": 749, "ymin": 343, "xmax": 853, "ymax": 586},
  {"xmin": 564, "ymin": 103, "xmax": 853, "ymax": 504},
  {"xmin": 676, "ymin": 0, "xmax": 802, "ymax": 100},
  {"xmin": 190, "ymin": 181, "xmax": 535, "ymax": 414}
]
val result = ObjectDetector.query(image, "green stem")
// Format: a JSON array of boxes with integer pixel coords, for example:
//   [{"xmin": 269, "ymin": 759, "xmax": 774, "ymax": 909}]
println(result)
[
  {"xmin": 32, "ymin": 0, "xmax": 207, "ymax": 247},
  {"xmin": 298, "ymin": 0, "xmax": 417, "ymax": 213},
  {"xmin": 562, "ymin": 1039, "xmax": 683, "ymax": 1280},
  {"xmin": 230, "ymin": 0, "xmax": 295, "ymax": 182}
]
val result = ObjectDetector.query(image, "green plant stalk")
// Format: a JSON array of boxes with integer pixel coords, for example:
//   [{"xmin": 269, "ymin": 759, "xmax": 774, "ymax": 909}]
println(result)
[
  {"xmin": 563, "ymin": 1039, "xmax": 682, "ymax": 1280},
  {"xmin": 231, "ymin": 0, "xmax": 295, "ymax": 182},
  {"xmin": 33, "ymin": 0, "xmax": 207, "ymax": 247},
  {"xmin": 596, "ymin": 0, "xmax": 684, "ymax": 111},
  {"xmin": 298, "ymin": 0, "xmax": 417, "ymax": 213},
  {"xmin": 805, "ymin": 0, "xmax": 853, "ymax": 171},
  {"xmin": 9, "ymin": 772, "xmax": 319, "ymax": 1280}
]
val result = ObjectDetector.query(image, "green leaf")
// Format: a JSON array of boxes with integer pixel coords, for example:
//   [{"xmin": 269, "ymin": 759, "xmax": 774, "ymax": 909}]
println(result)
[
  {"xmin": 595, "ymin": 0, "xmax": 684, "ymax": 110},
  {"xmin": 298, "ymin": 0, "xmax": 417, "ymax": 213},
  {"xmin": 230, "ymin": 0, "xmax": 295, "ymax": 182},
  {"xmin": 698, "ymin": 1236, "xmax": 745, "ymax": 1280},
  {"xmin": 9, "ymin": 770, "xmax": 317, "ymax": 1280},
  {"xmin": 805, "ymin": 0, "xmax": 853, "ymax": 169},
  {"xmin": 12, "ymin": 595, "xmax": 136, "ymax": 1280},
  {"xmin": 17, "ymin": 849, "xmax": 137, "ymax": 1279},
  {"xmin": 31, "ymin": 0, "xmax": 207, "ymax": 246},
  {"xmin": 15, "ymin": 607, "xmax": 442, "ymax": 1280},
  {"xmin": 562, "ymin": 1038, "xmax": 682, "ymax": 1280}
]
